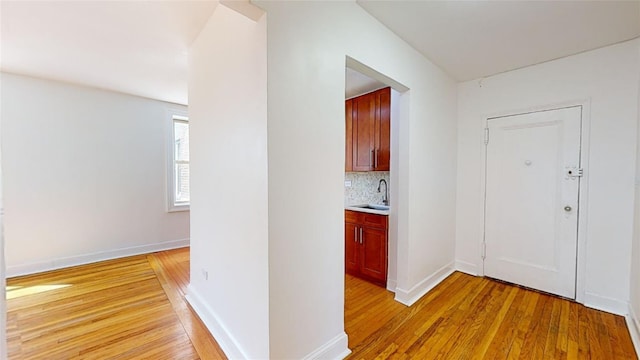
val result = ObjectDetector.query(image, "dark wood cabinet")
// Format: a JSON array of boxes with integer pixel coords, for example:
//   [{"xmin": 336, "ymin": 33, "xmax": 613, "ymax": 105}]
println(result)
[
  {"xmin": 345, "ymin": 98, "xmax": 353, "ymax": 172},
  {"xmin": 375, "ymin": 88, "xmax": 390, "ymax": 171},
  {"xmin": 360, "ymin": 226, "xmax": 387, "ymax": 282},
  {"xmin": 352, "ymin": 91, "xmax": 375, "ymax": 171},
  {"xmin": 346, "ymin": 87, "xmax": 391, "ymax": 172},
  {"xmin": 345, "ymin": 210, "xmax": 388, "ymax": 287},
  {"xmin": 345, "ymin": 222, "xmax": 359, "ymax": 274}
]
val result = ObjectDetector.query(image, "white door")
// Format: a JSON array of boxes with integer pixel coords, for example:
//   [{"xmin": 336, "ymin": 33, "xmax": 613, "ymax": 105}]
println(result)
[{"xmin": 484, "ymin": 106, "xmax": 582, "ymax": 299}]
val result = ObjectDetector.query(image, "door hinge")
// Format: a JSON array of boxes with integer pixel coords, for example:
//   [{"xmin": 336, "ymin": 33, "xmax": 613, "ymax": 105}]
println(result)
[
  {"xmin": 481, "ymin": 242, "xmax": 486, "ymax": 260},
  {"xmin": 484, "ymin": 128, "xmax": 489, "ymax": 145}
]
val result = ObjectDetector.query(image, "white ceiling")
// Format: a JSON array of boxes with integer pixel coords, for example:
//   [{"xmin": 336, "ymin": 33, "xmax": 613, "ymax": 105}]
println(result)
[
  {"xmin": 1, "ymin": 1, "xmax": 638, "ymax": 104},
  {"xmin": 1, "ymin": 1, "xmax": 217, "ymax": 105},
  {"xmin": 358, "ymin": 0, "xmax": 640, "ymax": 81}
]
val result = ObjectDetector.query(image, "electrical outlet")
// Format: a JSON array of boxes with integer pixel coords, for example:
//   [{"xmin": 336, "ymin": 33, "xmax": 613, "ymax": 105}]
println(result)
[
  {"xmin": 202, "ymin": 269, "xmax": 208, "ymax": 280},
  {"xmin": 345, "ymin": 180, "xmax": 352, "ymax": 187}
]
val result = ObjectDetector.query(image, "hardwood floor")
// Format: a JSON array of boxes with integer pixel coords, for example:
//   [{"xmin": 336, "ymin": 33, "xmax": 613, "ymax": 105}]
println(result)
[
  {"xmin": 8, "ymin": 251, "xmax": 637, "ymax": 359},
  {"xmin": 6, "ymin": 248, "xmax": 226, "ymax": 360},
  {"xmin": 345, "ymin": 272, "xmax": 638, "ymax": 359}
]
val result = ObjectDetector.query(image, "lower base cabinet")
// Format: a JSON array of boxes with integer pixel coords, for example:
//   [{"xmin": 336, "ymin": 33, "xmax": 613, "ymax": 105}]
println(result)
[{"xmin": 345, "ymin": 210, "xmax": 388, "ymax": 287}]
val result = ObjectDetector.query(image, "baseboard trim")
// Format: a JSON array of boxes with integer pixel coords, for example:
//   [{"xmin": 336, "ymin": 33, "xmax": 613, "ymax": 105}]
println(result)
[
  {"xmin": 583, "ymin": 291, "xmax": 628, "ymax": 316},
  {"xmin": 626, "ymin": 304, "xmax": 640, "ymax": 357},
  {"xmin": 6, "ymin": 238, "xmax": 190, "ymax": 277},
  {"xmin": 454, "ymin": 259, "xmax": 478, "ymax": 276},
  {"xmin": 302, "ymin": 332, "xmax": 351, "ymax": 360},
  {"xmin": 394, "ymin": 263, "xmax": 454, "ymax": 306},
  {"xmin": 185, "ymin": 286, "xmax": 246, "ymax": 359}
]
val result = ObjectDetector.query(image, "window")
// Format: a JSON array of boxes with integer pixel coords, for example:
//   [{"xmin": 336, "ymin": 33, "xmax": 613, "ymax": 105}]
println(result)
[{"xmin": 168, "ymin": 110, "xmax": 189, "ymax": 211}]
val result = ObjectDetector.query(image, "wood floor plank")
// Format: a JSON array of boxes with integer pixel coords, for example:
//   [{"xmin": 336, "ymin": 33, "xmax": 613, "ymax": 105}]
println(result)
[
  {"xmin": 541, "ymin": 297, "xmax": 559, "ymax": 359},
  {"xmin": 8, "ymin": 254, "xmax": 638, "ymax": 359},
  {"xmin": 555, "ymin": 299, "xmax": 570, "ymax": 357},
  {"xmin": 148, "ymin": 249, "xmax": 227, "ymax": 360},
  {"xmin": 423, "ymin": 279, "xmax": 492, "ymax": 359},
  {"xmin": 348, "ymin": 272, "xmax": 471, "ymax": 359},
  {"xmin": 346, "ymin": 272, "xmax": 638, "ymax": 359},
  {"xmin": 445, "ymin": 281, "xmax": 507, "ymax": 359},
  {"xmin": 480, "ymin": 287, "xmax": 528, "ymax": 359},
  {"xmin": 567, "ymin": 301, "xmax": 580, "ymax": 359},
  {"xmin": 6, "ymin": 248, "xmax": 225, "ymax": 360}
]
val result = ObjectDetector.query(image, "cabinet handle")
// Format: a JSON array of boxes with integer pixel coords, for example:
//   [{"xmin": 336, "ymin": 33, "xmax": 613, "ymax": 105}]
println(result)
[
  {"xmin": 374, "ymin": 149, "xmax": 378, "ymax": 168},
  {"xmin": 359, "ymin": 228, "xmax": 363, "ymax": 244},
  {"xmin": 354, "ymin": 227, "xmax": 358, "ymax": 242}
]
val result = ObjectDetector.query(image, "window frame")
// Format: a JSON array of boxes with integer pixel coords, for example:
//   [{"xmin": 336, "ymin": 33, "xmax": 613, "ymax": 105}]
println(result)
[{"xmin": 167, "ymin": 109, "xmax": 190, "ymax": 212}]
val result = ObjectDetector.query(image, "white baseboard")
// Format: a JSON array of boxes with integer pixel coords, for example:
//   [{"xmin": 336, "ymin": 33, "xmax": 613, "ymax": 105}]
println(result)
[
  {"xmin": 185, "ymin": 286, "xmax": 246, "ymax": 359},
  {"xmin": 583, "ymin": 291, "xmax": 628, "ymax": 316},
  {"xmin": 187, "ymin": 286, "xmax": 351, "ymax": 360},
  {"xmin": 454, "ymin": 259, "xmax": 478, "ymax": 276},
  {"xmin": 394, "ymin": 262, "xmax": 454, "ymax": 306},
  {"xmin": 6, "ymin": 238, "xmax": 190, "ymax": 277},
  {"xmin": 626, "ymin": 304, "xmax": 640, "ymax": 357},
  {"xmin": 302, "ymin": 332, "xmax": 351, "ymax": 360}
]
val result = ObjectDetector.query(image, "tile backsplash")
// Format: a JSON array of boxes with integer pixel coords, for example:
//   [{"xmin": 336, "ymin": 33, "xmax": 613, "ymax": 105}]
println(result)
[{"xmin": 345, "ymin": 171, "xmax": 390, "ymax": 206}]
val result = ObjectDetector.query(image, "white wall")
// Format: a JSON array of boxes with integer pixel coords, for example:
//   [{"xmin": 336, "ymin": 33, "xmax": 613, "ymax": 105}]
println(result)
[
  {"xmin": 186, "ymin": 4, "xmax": 269, "ymax": 359},
  {"xmin": 388, "ymin": 88, "xmax": 401, "ymax": 292},
  {"xmin": 256, "ymin": 1, "xmax": 457, "ymax": 358},
  {"xmin": 629, "ymin": 38, "xmax": 640, "ymax": 353},
  {"xmin": 0, "ymin": 71, "xmax": 6, "ymax": 360},
  {"xmin": 456, "ymin": 39, "xmax": 639, "ymax": 314},
  {"xmin": 1, "ymin": 73, "xmax": 190, "ymax": 276}
]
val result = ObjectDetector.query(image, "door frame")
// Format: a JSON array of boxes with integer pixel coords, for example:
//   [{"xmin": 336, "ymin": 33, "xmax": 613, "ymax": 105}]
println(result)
[{"xmin": 478, "ymin": 99, "xmax": 591, "ymax": 304}]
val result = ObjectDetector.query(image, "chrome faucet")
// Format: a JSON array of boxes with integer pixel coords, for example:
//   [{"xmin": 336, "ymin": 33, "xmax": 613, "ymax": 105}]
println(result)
[{"xmin": 377, "ymin": 179, "xmax": 389, "ymax": 206}]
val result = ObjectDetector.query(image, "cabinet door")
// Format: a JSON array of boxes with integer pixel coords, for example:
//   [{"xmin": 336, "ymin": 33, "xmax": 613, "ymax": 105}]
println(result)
[
  {"xmin": 345, "ymin": 222, "xmax": 359, "ymax": 275},
  {"xmin": 352, "ymin": 93, "xmax": 375, "ymax": 171},
  {"xmin": 374, "ymin": 88, "xmax": 390, "ymax": 171},
  {"xmin": 345, "ymin": 99, "xmax": 353, "ymax": 172},
  {"xmin": 360, "ymin": 226, "xmax": 387, "ymax": 286}
]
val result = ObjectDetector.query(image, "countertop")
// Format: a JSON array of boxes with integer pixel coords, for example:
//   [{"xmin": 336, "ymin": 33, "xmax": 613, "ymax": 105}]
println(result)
[{"xmin": 345, "ymin": 205, "xmax": 390, "ymax": 216}]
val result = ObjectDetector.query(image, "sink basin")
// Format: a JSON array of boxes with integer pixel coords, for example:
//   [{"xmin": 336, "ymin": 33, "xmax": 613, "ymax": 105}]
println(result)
[{"xmin": 352, "ymin": 204, "xmax": 390, "ymax": 211}]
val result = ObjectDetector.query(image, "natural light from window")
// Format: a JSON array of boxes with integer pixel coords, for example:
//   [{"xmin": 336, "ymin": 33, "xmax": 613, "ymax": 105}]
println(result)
[
  {"xmin": 6, "ymin": 284, "xmax": 72, "ymax": 300},
  {"xmin": 167, "ymin": 109, "xmax": 189, "ymax": 212},
  {"xmin": 174, "ymin": 118, "xmax": 190, "ymax": 205}
]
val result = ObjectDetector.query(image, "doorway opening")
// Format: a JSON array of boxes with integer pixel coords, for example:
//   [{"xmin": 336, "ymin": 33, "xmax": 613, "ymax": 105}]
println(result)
[{"xmin": 343, "ymin": 57, "xmax": 410, "ymax": 348}]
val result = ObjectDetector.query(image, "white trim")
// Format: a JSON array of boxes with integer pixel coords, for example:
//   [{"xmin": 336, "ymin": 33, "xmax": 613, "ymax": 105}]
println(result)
[
  {"xmin": 185, "ymin": 286, "xmax": 247, "ymax": 359},
  {"xmin": 478, "ymin": 99, "xmax": 591, "ymax": 305},
  {"xmin": 454, "ymin": 259, "xmax": 478, "ymax": 276},
  {"xmin": 626, "ymin": 304, "xmax": 640, "ymax": 356},
  {"xmin": 6, "ymin": 239, "xmax": 189, "ymax": 277},
  {"xmin": 574, "ymin": 101, "xmax": 591, "ymax": 305},
  {"xmin": 166, "ymin": 107, "xmax": 190, "ymax": 212},
  {"xmin": 582, "ymin": 292, "xmax": 628, "ymax": 316},
  {"xmin": 301, "ymin": 332, "xmax": 351, "ymax": 360},
  {"xmin": 168, "ymin": 204, "xmax": 190, "ymax": 213},
  {"xmin": 394, "ymin": 263, "xmax": 454, "ymax": 306}
]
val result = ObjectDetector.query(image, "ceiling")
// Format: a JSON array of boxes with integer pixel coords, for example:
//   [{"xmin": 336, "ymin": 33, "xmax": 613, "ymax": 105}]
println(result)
[
  {"xmin": 1, "ymin": 1, "xmax": 217, "ymax": 105},
  {"xmin": 358, "ymin": 0, "xmax": 640, "ymax": 81},
  {"xmin": 1, "ymin": 1, "xmax": 638, "ymax": 105}
]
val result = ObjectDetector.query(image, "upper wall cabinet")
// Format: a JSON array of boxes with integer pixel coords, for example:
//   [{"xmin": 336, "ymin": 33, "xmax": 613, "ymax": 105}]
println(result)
[{"xmin": 345, "ymin": 87, "xmax": 390, "ymax": 172}]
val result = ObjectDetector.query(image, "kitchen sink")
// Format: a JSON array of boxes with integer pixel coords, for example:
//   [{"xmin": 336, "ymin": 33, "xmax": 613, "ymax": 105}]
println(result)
[{"xmin": 352, "ymin": 204, "xmax": 390, "ymax": 211}]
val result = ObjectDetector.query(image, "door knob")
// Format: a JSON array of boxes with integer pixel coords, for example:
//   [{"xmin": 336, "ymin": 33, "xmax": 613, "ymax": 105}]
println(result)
[{"xmin": 564, "ymin": 206, "xmax": 572, "ymax": 212}]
